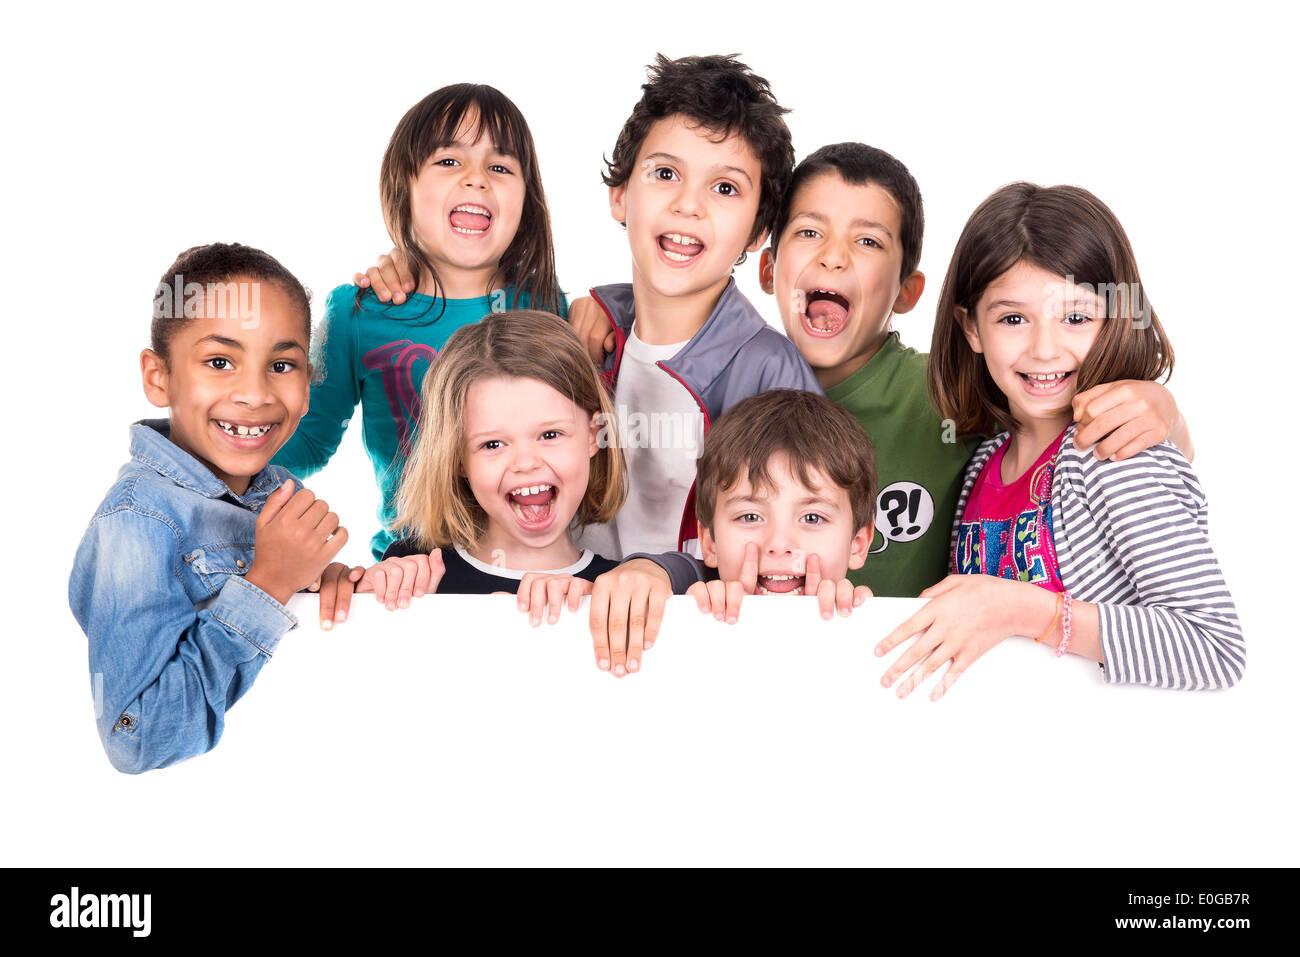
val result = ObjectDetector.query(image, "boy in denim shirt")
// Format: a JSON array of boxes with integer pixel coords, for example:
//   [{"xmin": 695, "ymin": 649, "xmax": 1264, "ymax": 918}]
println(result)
[{"xmin": 69, "ymin": 243, "xmax": 349, "ymax": 773}]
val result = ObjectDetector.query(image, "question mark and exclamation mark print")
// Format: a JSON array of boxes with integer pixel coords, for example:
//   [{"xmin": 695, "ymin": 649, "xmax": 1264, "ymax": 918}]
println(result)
[{"xmin": 870, "ymin": 481, "xmax": 935, "ymax": 554}]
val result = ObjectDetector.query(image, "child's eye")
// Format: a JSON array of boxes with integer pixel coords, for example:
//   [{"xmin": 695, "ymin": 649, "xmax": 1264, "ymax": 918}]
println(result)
[
  {"xmin": 490, "ymin": 163, "xmax": 512, "ymax": 175},
  {"xmin": 1064, "ymin": 312, "xmax": 1093, "ymax": 325},
  {"xmin": 481, "ymin": 440, "xmax": 503, "ymax": 451},
  {"xmin": 205, "ymin": 357, "xmax": 232, "ymax": 371},
  {"xmin": 735, "ymin": 513, "xmax": 761, "ymax": 524},
  {"xmin": 713, "ymin": 182, "xmax": 738, "ymax": 197},
  {"xmin": 654, "ymin": 166, "xmax": 678, "ymax": 182},
  {"xmin": 541, "ymin": 429, "xmax": 562, "ymax": 440},
  {"xmin": 857, "ymin": 237, "xmax": 882, "ymax": 249},
  {"xmin": 270, "ymin": 360, "xmax": 295, "ymax": 374},
  {"xmin": 794, "ymin": 228, "xmax": 820, "ymax": 239},
  {"xmin": 801, "ymin": 513, "xmax": 826, "ymax": 525},
  {"xmin": 433, "ymin": 156, "xmax": 459, "ymax": 167},
  {"xmin": 998, "ymin": 313, "xmax": 1027, "ymax": 326}
]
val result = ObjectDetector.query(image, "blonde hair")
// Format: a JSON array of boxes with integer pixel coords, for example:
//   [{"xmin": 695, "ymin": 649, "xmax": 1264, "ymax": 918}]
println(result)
[{"xmin": 393, "ymin": 310, "xmax": 625, "ymax": 550}]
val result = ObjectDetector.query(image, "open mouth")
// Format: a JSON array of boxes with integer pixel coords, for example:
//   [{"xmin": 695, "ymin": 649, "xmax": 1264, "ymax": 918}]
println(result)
[
  {"xmin": 658, "ymin": 232, "xmax": 704, "ymax": 264},
  {"xmin": 213, "ymin": 419, "xmax": 277, "ymax": 444},
  {"xmin": 756, "ymin": 573, "xmax": 806, "ymax": 596},
  {"xmin": 507, "ymin": 483, "xmax": 557, "ymax": 530},
  {"xmin": 1017, "ymin": 371, "xmax": 1074, "ymax": 396},
  {"xmin": 801, "ymin": 288, "xmax": 851, "ymax": 337},
  {"xmin": 449, "ymin": 203, "xmax": 493, "ymax": 235}
]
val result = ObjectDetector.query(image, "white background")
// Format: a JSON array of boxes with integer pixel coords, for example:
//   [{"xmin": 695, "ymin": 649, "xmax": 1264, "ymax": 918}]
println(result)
[{"xmin": 2, "ymin": 0, "xmax": 1294, "ymax": 866}]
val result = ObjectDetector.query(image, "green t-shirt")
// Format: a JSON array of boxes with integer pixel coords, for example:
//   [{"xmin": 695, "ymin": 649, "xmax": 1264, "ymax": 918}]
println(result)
[{"xmin": 824, "ymin": 332, "xmax": 984, "ymax": 597}]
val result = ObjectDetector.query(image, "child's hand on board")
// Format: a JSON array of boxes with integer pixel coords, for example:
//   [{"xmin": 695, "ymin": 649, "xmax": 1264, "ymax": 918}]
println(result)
[
  {"xmin": 516, "ymin": 573, "xmax": 592, "ymax": 626},
  {"xmin": 803, "ymin": 553, "xmax": 873, "ymax": 620},
  {"xmin": 357, "ymin": 549, "xmax": 446, "ymax": 610},
  {"xmin": 687, "ymin": 542, "xmax": 758, "ymax": 623},
  {"xmin": 308, "ymin": 562, "xmax": 365, "ymax": 629},
  {"xmin": 353, "ymin": 247, "xmax": 415, "ymax": 305},
  {"xmin": 567, "ymin": 296, "xmax": 616, "ymax": 363},
  {"xmin": 244, "ymin": 483, "xmax": 349, "ymax": 606},
  {"xmin": 873, "ymin": 574, "xmax": 1049, "ymax": 701},
  {"xmin": 1073, "ymin": 380, "xmax": 1191, "ymax": 462},
  {"xmin": 587, "ymin": 559, "xmax": 672, "ymax": 677}
]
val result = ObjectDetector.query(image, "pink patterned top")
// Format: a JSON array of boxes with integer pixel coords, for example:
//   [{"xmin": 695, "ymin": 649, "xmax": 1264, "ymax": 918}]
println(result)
[{"xmin": 954, "ymin": 427, "xmax": 1068, "ymax": 592}]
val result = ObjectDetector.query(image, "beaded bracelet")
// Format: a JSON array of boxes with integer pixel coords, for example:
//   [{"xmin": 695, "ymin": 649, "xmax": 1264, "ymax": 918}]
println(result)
[
  {"xmin": 1035, "ymin": 592, "xmax": 1063, "ymax": 643},
  {"xmin": 1056, "ymin": 591, "xmax": 1074, "ymax": 658}
]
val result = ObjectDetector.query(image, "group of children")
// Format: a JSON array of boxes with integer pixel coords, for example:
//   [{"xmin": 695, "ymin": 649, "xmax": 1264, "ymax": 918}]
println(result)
[{"xmin": 69, "ymin": 54, "xmax": 1244, "ymax": 773}]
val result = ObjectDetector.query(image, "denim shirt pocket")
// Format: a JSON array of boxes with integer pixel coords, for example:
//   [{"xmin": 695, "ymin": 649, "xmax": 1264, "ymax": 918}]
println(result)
[{"xmin": 182, "ymin": 542, "xmax": 256, "ymax": 598}]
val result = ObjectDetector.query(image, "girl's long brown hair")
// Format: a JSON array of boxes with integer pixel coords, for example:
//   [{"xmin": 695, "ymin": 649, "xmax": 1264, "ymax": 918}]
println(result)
[
  {"xmin": 378, "ymin": 84, "xmax": 563, "ymax": 318},
  {"xmin": 393, "ymin": 311, "xmax": 625, "ymax": 550},
  {"xmin": 929, "ymin": 182, "xmax": 1174, "ymax": 437}
]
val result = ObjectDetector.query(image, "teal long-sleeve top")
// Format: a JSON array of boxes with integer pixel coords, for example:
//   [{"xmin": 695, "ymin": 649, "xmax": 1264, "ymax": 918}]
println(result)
[{"xmin": 273, "ymin": 283, "xmax": 567, "ymax": 559}]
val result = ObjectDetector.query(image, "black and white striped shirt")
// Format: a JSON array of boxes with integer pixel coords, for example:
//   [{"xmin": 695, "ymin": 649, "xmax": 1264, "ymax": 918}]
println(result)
[{"xmin": 952, "ymin": 425, "xmax": 1244, "ymax": 689}]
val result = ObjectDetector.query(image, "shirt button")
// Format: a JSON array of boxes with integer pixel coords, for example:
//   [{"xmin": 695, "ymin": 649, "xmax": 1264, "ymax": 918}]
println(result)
[
  {"xmin": 119, "ymin": 715, "xmax": 132, "ymax": 729},
  {"xmin": 236, "ymin": 559, "xmax": 246, "ymax": 569}
]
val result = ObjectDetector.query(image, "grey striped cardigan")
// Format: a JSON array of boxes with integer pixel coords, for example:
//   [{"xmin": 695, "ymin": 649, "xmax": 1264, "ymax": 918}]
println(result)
[{"xmin": 951, "ymin": 425, "xmax": 1244, "ymax": 689}]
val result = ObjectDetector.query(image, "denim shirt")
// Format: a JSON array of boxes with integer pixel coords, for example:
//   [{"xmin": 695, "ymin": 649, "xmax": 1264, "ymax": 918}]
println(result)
[{"xmin": 68, "ymin": 419, "xmax": 301, "ymax": 773}]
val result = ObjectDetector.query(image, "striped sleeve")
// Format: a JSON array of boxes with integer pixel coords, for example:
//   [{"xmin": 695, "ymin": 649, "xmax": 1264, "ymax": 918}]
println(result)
[{"xmin": 1053, "ymin": 434, "xmax": 1244, "ymax": 689}]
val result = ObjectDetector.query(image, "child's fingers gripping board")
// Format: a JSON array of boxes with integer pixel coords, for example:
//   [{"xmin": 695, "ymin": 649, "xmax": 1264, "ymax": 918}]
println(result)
[{"xmin": 516, "ymin": 574, "xmax": 592, "ymax": 627}]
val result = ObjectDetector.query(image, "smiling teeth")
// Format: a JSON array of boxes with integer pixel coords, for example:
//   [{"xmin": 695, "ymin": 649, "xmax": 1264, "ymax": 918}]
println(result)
[
  {"xmin": 509, "ymin": 484, "xmax": 553, "ymax": 496},
  {"xmin": 218, "ymin": 421, "xmax": 272, "ymax": 437},
  {"xmin": 664, "ymin": 233, "xmax": 700, "ymax": 245},
  {"xmin": 453, "ymin": 204, "xmax": 490, "ymax": 215},
  {"xmin": 764, "ymin": 574, "xmax": 796, "ymax": 581},
  {"xmin": 1026, "ymin": 373, "xmax": 1069, "ymax": 381}
]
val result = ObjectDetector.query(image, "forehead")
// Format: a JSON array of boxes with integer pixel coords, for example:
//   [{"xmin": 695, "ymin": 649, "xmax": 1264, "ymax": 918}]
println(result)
[
  {"xmin": 464, "ymin": 375, "xmax": 583, "ymax": 426},
  {"xmin": 786, "ymin": 172, "xmax": 902, "ymax": 235},
  {"xmin": 636, "ymin": 114, "xmax": 761, "ymax": 176},
  {"xmin": 979, "ymin": 260, "xmax": 1106, "ymax": 312},
  {"xmin": 718, "ymin": 455, "xmax": 847, "ymax": 508},
  {"xmin": 439, "ymin": 105, "xmax": 517, "ymax": 156},
  {"xmin": 168, "ymin": 279, "xmax": 307, "ymax": 351}
]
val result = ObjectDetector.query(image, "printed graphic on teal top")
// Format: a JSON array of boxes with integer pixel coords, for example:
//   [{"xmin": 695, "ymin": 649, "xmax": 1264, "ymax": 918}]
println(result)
[{"xmin": 273, "ymin": 283, "xmax": 568, "ymax": 559}]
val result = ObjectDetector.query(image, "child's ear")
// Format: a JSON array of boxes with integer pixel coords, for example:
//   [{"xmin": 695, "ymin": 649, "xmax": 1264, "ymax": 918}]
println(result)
[
  {"xmin": 746, "ymin": 228, "xmax": 770, "ymax": 255},
  {"xmin": 758, "ymin": 247, "xmax": 776, "ymax": 295},
  {"xmin": 700, "ymin": 524, "xmax": 719, "ymax": 568},
  {"xmin": 608, "ymin": 184, "xmax": 627, "ymax": 226},
  {"xmin": 847, "ymin": 522, "xmax": 874, "ymax": 570},
  {"xmin": 891, "ymin": 270, "xmax": 926, "ymax": 315},
  {"xmin": 957, "ymin": 305, "xmax": 984, "ymax": 354},
  {"xmin": 140, "ymin": 349, "xmax": 170, "ymax": 409},
  {"xmin": 587, "ymin": 411, "xmax": 602, "ymax": 458}
]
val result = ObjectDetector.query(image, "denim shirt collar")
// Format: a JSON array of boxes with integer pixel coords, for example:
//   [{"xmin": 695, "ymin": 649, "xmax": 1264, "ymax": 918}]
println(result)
[{"xmin": 129, "ymin": 419, "xmax": 286, "ymax": 507}]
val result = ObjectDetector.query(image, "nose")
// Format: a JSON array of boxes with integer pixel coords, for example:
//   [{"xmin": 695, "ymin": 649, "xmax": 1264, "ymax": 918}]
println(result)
[
  {"xmin": 1029, "ymin": 317, "xmax": 1063, "ymax": 361},
  {"xmin": 230, "ymin": 365, "xmax": 271, "ymax": 408},
  {"xmin": 460, "ymin": 161, "xmax": 488, "ymax": 192},
  {"xmin": 763, "ymin": 518, "xmax": 800, "ymax": 563},
  {"xmin": 818, "ymin": 238, "xmax": 848, "ymax": 272},
  {"xmin": 671, "ymin": 182, "xmax": 704, "ymax": 219},
  {"xmin": 510, "ymin": 440, "xmax": 541, "ymax": 473}
]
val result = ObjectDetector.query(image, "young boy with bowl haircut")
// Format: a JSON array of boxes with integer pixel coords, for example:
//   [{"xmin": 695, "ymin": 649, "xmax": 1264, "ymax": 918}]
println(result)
[{"xmin": 68, "ymin": 243, "xmax": 349, "ymax": 773}]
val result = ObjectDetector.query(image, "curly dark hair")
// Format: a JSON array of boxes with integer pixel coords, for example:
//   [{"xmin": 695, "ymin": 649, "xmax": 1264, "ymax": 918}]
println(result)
[{"xmin": 602, "ymin": 53, "xmax": 794, "ymax": 261}]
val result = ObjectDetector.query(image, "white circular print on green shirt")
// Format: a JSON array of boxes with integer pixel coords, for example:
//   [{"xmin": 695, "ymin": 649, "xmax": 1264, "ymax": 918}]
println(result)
[{"xmin": 871, "ymin": 481, "xmax": 935, "ymax": 551}]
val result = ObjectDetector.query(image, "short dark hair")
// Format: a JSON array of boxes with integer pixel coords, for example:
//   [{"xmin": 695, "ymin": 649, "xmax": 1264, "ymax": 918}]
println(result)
[
  {"xmin": 151, "ymin": 242, "xmax": 312, "ymax": 363},
  {"xmin": 770, "ymin": 143, "xmax": 925, "ymax": 281},
  {"xmin": 695, "ymin": 389, "xmax": 877, "ymax": 533},
  {"xmin": 602, "ymin": 53, "xmax": 794, "ymax": 260},
  {"xmin": 929, "ymin": 182, "xmax": 1174, "ymax": 437}
]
